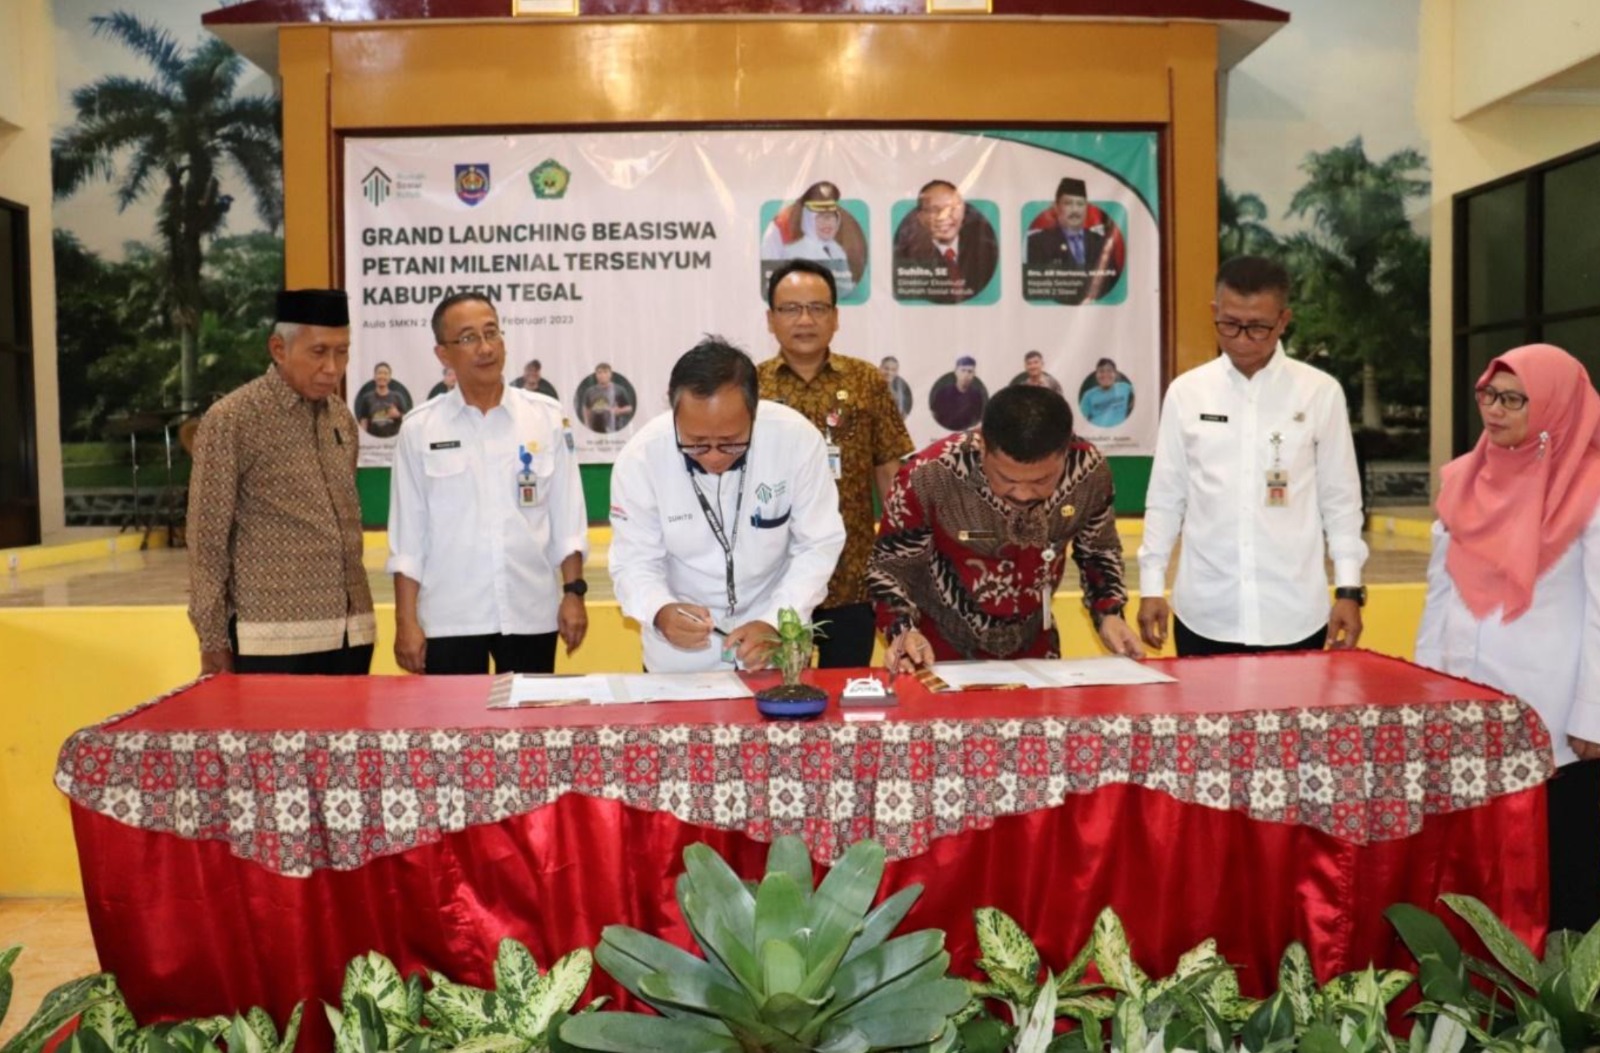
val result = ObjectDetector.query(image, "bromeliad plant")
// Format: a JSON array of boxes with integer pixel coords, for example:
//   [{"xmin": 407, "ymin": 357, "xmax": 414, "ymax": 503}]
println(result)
[{"xmin": 560, "ymin": 835, "xmax": 971, "ymax": 1052}]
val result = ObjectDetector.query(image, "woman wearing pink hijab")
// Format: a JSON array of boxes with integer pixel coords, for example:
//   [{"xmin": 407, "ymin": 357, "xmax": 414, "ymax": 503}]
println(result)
[{"xmin": 1416, "ymin": 343, "xmax": 1600, "ymax": 932}]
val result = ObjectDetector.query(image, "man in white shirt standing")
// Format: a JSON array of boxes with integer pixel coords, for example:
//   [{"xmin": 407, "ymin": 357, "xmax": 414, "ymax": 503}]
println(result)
[
  {"xmin": 388, "ymin": 292, "xmax": 590, "ymax": 674},
  {"xmin": 1137, "ymin": 256, "xmax": 1368, "ymax": 655},
  {"xmin": 609, "ymin": 337, "xmax": 846, "ymax": 673}
]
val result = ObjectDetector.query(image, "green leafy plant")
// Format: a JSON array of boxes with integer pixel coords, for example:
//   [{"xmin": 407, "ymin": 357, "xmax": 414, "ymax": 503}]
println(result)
[
  {"xmin": 0, "ymin": 945, "xmax": 301, "ymax": 1053},
  {"xmin": 0, "ymin": 946, "xmax": 120, "ymax": 1053},
  {"xmin": 560, "ymin": 835, "xmax": 970, "ymax": 1052},
  {"xmin": 423, "ymin": 939, "xmax": 601, "ymax": 1053},
  {"xmin": 766, "ymin": 608, "xmax": 827, "ymax": 687},
  {"xmin": 59, "ymin": 994, "xmax": 303, "ymax": 1053},
  {"xmin": 324, "ymin": 951, "xmax": 432, "ymax": 1053},
  {"xmin": 1388, "ymin": 895, "xmax": 1600, "ymax": 1051}
]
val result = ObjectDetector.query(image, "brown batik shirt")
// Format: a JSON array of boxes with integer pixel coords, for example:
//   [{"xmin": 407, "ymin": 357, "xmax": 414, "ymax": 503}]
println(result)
[
  {"xmin": 758, "ymin": 351, "xmax": 915, "ymax": 609},
  {"xmin": 187, "ymin": 367, "xmax": 375, "ymax": 656}
]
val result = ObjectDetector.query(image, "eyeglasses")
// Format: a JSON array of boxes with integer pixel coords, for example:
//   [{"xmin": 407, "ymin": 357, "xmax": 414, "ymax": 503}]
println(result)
[
  {"xmin": 772, "ymin": 302, "xmax": 836, "ymax": 320},
  {"xmin": 677, "ymin": 440, "xmax": 752, "ymax": 457},
  {"xmin": 1475, "ymin": 386, "xmax": 1529, "ymax": 411},
  {"xmin": 1214, "ymin": 318, "xmax": 1281, "ymax": 341},
  {"xmin": 441, "ymin": 327, "xmax": 505, "ymax": 349}
]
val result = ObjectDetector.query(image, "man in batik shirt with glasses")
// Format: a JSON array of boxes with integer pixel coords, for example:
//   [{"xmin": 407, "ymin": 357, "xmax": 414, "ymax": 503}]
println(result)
[
  {"xmin": 609, "ymin": 338, "xmax": 845, "ymax": 673},
  {"xmin": 758, "ymin": 259, "xmax": 914, "ymax": 668},
  {"xmin": 1136, "ymin": 255, "xmax": 1368, "ymax": 657}
]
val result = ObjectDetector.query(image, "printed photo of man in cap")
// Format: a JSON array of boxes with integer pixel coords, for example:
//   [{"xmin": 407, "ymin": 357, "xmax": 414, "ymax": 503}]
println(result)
[{"xmin": 1023, "ymin": 176, "xmax": 1125, "ymax": 305}]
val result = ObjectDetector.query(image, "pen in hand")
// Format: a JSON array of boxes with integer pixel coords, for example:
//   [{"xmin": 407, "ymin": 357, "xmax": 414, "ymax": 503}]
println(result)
[{"xmin": 677, "ymin": 607, "xmax": 727, "ymax": 636}]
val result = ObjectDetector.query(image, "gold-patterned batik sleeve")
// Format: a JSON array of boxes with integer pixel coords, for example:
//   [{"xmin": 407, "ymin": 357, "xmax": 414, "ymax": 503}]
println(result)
[{"xmin": 186, "ymin": 408, "xmax": 242, "ymax": 652}]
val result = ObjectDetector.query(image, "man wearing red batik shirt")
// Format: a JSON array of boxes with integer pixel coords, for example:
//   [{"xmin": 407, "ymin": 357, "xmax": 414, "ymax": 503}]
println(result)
[{"xmin": 867, "ymin": 384, "xmax": 1144, "ymax": 670}]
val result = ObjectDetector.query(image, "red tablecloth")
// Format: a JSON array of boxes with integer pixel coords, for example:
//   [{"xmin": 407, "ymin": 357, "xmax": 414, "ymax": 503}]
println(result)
[{"xmin": 58, "ymin": 652, "xmax": 1551, "ymax": 1049}]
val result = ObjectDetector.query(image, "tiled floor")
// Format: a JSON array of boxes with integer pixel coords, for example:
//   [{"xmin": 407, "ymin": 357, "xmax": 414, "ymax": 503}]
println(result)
[{"xmin": 0, "ymin": 899, "xmax": 100, "ymax": 1044}]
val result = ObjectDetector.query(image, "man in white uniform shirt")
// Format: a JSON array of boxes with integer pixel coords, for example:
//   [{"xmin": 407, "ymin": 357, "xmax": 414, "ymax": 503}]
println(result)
[
  {"xmin": 388, "ymin": 292, "xmax": 589, "ymax": 674},
  {"xmin": 1137, "ymin": 256, "xmax": 1368, "ymax": 655},
  {"xmin": 609, "ymin": 337, "xmax": 846, "ymax": 673}
]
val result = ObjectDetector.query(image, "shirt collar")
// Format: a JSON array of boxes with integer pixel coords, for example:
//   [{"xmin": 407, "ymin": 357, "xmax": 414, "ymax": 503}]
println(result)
[
  {"xmin": 1224, "ymin": 341, "xmax": 1287, "ymax": 384},
  {"xmin": 444, "ymin": 383, "xmax": 509, "ymax": 419},
  {"xmin": 774, "ymin": 350, "xmax": 837, "ymax": 381},
  {"xmin": 265, "ymin": 365, "xmax": 325, "ymax": 411}
]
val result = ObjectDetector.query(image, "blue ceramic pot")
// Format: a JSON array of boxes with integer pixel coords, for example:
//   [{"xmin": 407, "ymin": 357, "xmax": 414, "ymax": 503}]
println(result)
[{"xmin": 755, "ymin": 685, "xmax": 828, "ymax": 720}]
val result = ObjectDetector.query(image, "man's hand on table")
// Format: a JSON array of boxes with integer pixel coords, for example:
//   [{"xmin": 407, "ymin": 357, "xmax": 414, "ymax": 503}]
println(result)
[
  {"xmin": 1098, "ymin": 614, "xmax": 1146, "ymax": 659},
  {"xmin": 884, "ymin": 628, "xmax": 935, "ymax": 675},
  {"xmin": 725, "ymin": 621, "xmax": 778, "ymax": 669},
  {"xmin": 1136, "ymin": 596, "xmax": 1170, "ymax": 651},
  {"xmin": 200, "ymin": 649, "xmax": 234, "ymax": 675},
  {"xmin": 394, "ymin": 618, "xmax": 427, "ymax": 674},
  {"xmin": 1326, "ymin": 598, "xmax": 1363, "ymax": 650}
]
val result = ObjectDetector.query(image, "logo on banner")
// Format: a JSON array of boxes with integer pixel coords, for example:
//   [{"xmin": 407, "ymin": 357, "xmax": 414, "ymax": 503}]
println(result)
[
  {"xmin": 529, "ymin": 159, "xmax": 571, "ymax": 200},
  {"xmin": 361, "ymin": 167, "xmax": 393, "ymax": 208},
  {"xmin": 455, "ymin": 164, "xmax": 491, "ymax": 206}
]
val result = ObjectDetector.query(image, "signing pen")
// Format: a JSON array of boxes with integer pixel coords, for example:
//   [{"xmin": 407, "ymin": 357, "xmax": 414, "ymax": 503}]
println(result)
[{"xmin": 677, "ymin": 607, "xmax": 728, "ymax": 637}]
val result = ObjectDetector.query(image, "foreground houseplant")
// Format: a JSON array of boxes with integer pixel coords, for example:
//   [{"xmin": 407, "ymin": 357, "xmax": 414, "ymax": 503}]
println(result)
[{"xmin": 560, "ymin": 835, "xmax": 969, "ymax": 1051}]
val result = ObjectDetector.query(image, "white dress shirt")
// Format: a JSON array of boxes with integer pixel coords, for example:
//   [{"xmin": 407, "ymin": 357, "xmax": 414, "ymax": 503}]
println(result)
[
  {"xmin": 609, "ymin": 399, "xmax": 847, "ymax": 673},
  {"xmin": 387, "ymin": 386, "xmax": 589, "ymax": 637},
  {"xmin": 1138, "ymin": 348, "xmax": 1368, "ymax": 645},
  {"xmin": 1415, "ymin": 513, "xmax": 1600, "ymax": 767}
]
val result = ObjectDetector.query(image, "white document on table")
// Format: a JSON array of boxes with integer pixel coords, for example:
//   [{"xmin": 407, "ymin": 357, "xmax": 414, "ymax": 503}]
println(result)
[
  {"xmin": 492, "ymin": 671, "xmax": 753, "ymax": 708},
  {"xmin": 921, "ymin": 656, "xmax": 1175, "ymax": 693},
  {"xmin": 609, "ymin": 672, "xmax": 753, "ymax": 704}
]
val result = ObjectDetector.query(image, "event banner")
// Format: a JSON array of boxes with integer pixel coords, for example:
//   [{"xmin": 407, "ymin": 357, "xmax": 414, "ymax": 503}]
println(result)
[{"xmin": 343, "ymin": 129, "xmax": 1160, "ymax": 465}]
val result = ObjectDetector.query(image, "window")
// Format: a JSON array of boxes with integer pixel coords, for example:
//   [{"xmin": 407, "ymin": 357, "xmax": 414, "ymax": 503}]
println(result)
[
  {"xmin": 1453, "ymin": 143, "xmax": 1600, "ymax": 452},
  {"xmin": 0, "ymin": 197, "xmax": 38, "ymax": 548}
]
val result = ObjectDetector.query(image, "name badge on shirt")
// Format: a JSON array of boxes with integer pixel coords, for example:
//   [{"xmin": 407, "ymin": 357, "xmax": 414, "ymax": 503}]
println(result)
[
  {"xmin": 518, "ymin": 445, "xmax": 538, "ymax": 507},
  {"xmin": 429, "ymin": 440, "xmax": 462, "ymax": 450},
  {"xmin": 826, "ymin": 444, "xmax": 842, "ymax": 480},
  {"xmin": 1200, "ymin": 414, "xmax": 1229, "ymax": 423},
  {"xmin": 1265, "ymin": 468, "xmax": 1289, "ymax": 508}
]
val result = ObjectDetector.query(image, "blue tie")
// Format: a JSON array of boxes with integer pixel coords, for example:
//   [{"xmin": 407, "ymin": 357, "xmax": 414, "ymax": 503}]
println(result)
[{"xmin": 1068, "ymin": 233, "xmax": 1084, "ymax": 265}]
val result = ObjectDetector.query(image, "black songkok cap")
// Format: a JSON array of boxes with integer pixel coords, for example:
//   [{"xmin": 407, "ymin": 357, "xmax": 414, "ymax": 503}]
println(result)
[
  {"xmin": 276, "ymin": 289, "xmax": 350, "ymax": 327},
  {"xmin": 1055, "ymin": 177, "xmax": 1088, "ymax": 200}
]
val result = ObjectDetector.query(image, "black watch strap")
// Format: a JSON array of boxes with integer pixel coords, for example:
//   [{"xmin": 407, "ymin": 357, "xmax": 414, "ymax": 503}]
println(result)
[
  {"xmin": 1334, "ymin": 586, "xmax": 1366, "ymax": 607},
  {"xmin": 562, "ymin": 579, "xmax": 588, "ymax": 597}
]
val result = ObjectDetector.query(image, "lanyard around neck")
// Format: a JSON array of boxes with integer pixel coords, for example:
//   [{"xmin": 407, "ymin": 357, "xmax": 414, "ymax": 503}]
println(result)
[{"xmin": 690, "ymin": 465, "xmax": 745, "ymax": 616}]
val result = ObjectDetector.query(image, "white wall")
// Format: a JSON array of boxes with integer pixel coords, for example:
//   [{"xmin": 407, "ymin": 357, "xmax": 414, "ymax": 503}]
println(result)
[
  {"xmin": 0, "ymin": 0, "xmax": 63, "ymax": 539},
  {"xmin": 1421, "ymin": 0, "xmax": 1600, "ymax": 482}
]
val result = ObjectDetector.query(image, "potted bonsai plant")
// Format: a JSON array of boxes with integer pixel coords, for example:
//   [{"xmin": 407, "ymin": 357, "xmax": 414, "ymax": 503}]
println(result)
[{"xmin": 753, "ymin": 607, "xmax": 829, "ymax": 719}]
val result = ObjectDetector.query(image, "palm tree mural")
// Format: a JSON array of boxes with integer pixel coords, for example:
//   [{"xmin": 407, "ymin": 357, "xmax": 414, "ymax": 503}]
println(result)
[
  {"xmin": 1283, "ymin": 138, "xmax": 1429, "ymax": 428},
  {"xmin": 1218, "ymin": 180, "xmax": 1278, "ymax": 260},
  {"xmin": 53, "ymin": 12, "xmax": 282, "ymax": 411}
]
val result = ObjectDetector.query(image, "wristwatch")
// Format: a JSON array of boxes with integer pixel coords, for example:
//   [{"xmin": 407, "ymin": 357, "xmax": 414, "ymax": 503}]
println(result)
[
  {"xmin": 1334, "ymin": 586, "xmax": 1366, "ymax": 607},
  {"xmin": 562, "ymin": 579, "xmax": 588, "ymax": 597}
]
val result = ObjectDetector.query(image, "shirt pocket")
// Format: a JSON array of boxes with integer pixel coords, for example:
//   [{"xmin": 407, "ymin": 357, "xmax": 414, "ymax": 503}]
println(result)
[
  {"xmin": 424, "ymin": 447, "xmax": 471, "ymax": 515},
  {"xmin": 521, "ymin": 451, "xmax": 558, "ymax": 508}
]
